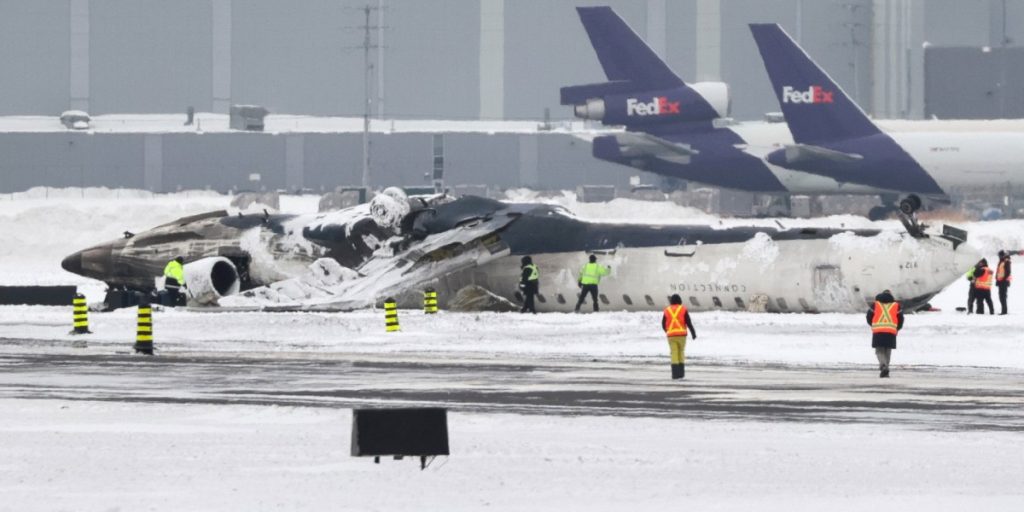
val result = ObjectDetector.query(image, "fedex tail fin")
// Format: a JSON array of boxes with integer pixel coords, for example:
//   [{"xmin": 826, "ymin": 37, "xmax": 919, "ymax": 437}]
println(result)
[
  {"xmin": 576, "ymin": 6, "xmax": 682, "ymax": 90},
  {"xmin": 749, "ymin": 23, "xmax": 880, "ymax": 144},
  {"xmin": 562, "ymin": 7, "xmax": 727, "ymax": 125}
]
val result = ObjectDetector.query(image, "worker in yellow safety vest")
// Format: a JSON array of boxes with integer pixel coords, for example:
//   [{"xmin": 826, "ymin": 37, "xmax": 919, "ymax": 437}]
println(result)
[
  {"xmin": 519, "ymin": 255, "xmax": 540, "ymax": 314},
  {"xmin": 867, "ymin": 289, "xmax": 904, "ymax": 378},
  {"xmin": 662, "ymin": 294, "xmax": 697, "ymax": 380},
  {"xmin": 973, "ymin": 259, "xmax": 995, "ymax": 315},
  {"xmin": 163, "ymin": 256, "xmax": 186, "ymax": 306},
  {"xmin": 574, "ymin": 254, "xmax": 610, "ymax": 313}
]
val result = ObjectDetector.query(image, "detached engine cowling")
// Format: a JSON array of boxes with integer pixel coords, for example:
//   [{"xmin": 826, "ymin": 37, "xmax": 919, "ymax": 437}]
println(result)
[
  {"xmin": 183, "ymin": 256, "xmax": 240, "ymax": 306},
  {"xmin": 572, "ymin": 82, "xmax": 730, "ymax": 126}
]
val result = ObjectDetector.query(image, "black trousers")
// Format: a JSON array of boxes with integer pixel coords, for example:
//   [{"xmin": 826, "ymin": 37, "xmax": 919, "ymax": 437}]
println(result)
[
  {"xmin": 975, "ymin": 289, "xmax": 994, "ymax": 314},
  {"xmin": 967, "ymin": 287, "xmax": 976, "ymax": 313},
  {"xmin": 521, "ymin": 291, "xmax": 536, "ymax": 313},
  {"xmin": 998, "ymin": 284, "xmax": 1009, "ymax": 314},
  {"xmin": 575, "ymin": 284, "xmax": 599, "ymax": 311}
]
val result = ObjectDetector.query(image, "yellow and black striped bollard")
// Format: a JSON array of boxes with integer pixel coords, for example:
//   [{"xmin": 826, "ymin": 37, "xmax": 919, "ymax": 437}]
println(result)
[
  {"xmin": 423, "ymin": 288, "xmax": 438, "ymax": 314},
  {"xmin": 134, "ymin": 302, "xmax": 154, "ymax": 355},
  {"xmin": 71, "ymin": 292, "xmax": 91, "ymax": 334},
  {"xmin": 384, "ymin": 298, "xmax": 400, "ymax": 332}
]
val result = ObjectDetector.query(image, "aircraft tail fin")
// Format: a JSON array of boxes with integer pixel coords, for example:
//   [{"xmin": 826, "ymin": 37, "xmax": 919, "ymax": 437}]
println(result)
[
  {"xmin": 749, "ymin": 23, "xmax": 880, "ymax": 144},
  {"xmin": 561, "ymin": 6, "xmax": 682, "ymax": 104}
]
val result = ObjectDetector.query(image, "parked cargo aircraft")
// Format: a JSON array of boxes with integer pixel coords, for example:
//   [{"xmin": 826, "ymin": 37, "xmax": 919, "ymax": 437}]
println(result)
[
  {"xmin": 563, "ymin": 7, "xmax": 1024, "ymax": 219},
  {"xmin": 749, "ymin": 23, "xmax": 1024, "ymax": 215},
  {"xmin": 62, "ymin": 190, "xmax": 977, "ymax": 313}
]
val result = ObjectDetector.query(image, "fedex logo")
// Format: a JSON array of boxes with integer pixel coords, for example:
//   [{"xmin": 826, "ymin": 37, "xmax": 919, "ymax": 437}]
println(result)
[
  {"xmin": 626, "ymin": 96, "xmax": 681, "ymax": 116},
  {"xmin": 781, "ymin": 85, "xmax": 834, "ymax": 104}
]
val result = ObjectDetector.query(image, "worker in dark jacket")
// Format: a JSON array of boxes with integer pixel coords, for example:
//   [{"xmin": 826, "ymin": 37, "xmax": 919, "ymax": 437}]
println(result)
[
  {"xmin": 966, "ymin": 261, "xmax": 980, "ymax": 314},
  {"xmin": 997, "ymin": 250, "xmax": 1012, "ymax": 315},
  {"xmin": 866, "ymin": 290, "xmax": 904, "ymax": 378},
  {"xmin": 519, "ymin": 256, "xmax": 539, "ymax": 314},
  {"xmin": 974, "ymin": 259, "xmax": 995, "ymax": 315},
  {"xmin": 662, "ymin": 294, "xmax": 697, "ymax": 380}
]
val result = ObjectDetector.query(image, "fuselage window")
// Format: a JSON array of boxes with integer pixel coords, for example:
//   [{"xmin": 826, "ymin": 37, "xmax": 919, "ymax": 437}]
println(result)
[
  {"xmin": 599, "ymin": 293, "xmax": 610, "ymax": 305},
  {"xmin": 776, "ymin": 298, "xmax": 789, "ymax": 311},
  {"xmin": 689, "ymin": 296, "xmax": 700, "ymax": 307},
  {"xmin": 556, "ymin": 294, "xmax": 566, "ymax": 304},
  {"xmin": 734, "ymin": 297, "xmax": 745, "ymax": 309},
  {"xmin": 537, "ymin": 293, "xmax": 546, "ymax": 303},
  {"xmin": 799, "ymin": 298, "xmax": 812, "ymax": 311},
  {"xmin": 622, "ymin": 294, "xmax": 633, "ymax": 306},
  {"xmin": 712, "ymin": 296, "xmax": 722, "ymax": 308},
  {"xmin": 644, "ymin": 295, "xmax": 655, "ymax": 306}
]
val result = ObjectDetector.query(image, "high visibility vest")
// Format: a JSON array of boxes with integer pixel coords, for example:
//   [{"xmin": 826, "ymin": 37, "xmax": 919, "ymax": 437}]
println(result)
[
  {"xmin": 997, "ymin": 260, "xmax": 1011, "ymax": 283},
  {"xmin": 664, "ymin": 305, "xmax": 688, "ymax": 337},
  {"xmin": 871, "ymin": 301, "xmax": 900, "ymax": 335},
  {"xmin": 525, "ymin": 263, "xmax": 539, "ymax": 282},
  {"xmin": 163, "ymin": 260, "xmax": 185, "ymax": 289},
  {"xmin": 975, "ymin": 267, "xmax": 994, "ymax": 290},
  {"xmin": 579, "ymin": 262, "xmax": 608, "ymax": 285}
]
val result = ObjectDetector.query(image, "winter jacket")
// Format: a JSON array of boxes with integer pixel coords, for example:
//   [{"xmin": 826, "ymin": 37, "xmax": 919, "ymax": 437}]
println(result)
[{"xmin": 866, "ymin": 292, "xmax": 904, "ymax": 349}]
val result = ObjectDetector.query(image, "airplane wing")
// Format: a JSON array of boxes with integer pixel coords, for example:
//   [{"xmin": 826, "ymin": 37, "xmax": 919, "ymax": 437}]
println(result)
[
  {"xmin": 781, "ymin": 143, "xmax": 863, "ymax": 167},
  {"xmin": 222, "ymin": 211, "xmax": 518, "ymax": 311},
  {"xmin": 605, "ymin": 132, "xmax": 700, "ymax": 164}
]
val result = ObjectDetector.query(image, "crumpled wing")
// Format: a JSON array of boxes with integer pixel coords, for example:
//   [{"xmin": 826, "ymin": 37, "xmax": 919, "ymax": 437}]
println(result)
[{"xmin": 227, "ymin": 213, "xmax": 517, "ymax": 311}]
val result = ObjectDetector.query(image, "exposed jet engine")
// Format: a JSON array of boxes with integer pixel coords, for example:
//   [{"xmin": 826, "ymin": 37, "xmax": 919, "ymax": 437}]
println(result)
[{"xmin": 183, "ymin": 256, "xmax": 241, "ymax": 306}]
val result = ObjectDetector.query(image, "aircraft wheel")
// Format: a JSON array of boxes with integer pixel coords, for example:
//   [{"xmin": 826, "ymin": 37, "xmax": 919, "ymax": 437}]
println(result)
[{"xmin": 899, "ymin": 195, "xmax": 921, "ymax": 215}]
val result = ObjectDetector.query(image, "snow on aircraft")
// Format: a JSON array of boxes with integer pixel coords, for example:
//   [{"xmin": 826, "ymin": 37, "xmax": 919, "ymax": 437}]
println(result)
[
  {"xmin": 563, "ymin": 7, "xmax": 1024, "ymax": 220},
  {"xmin": 61, "ymin": 189, "xmax": 978, "ymax": 313}
]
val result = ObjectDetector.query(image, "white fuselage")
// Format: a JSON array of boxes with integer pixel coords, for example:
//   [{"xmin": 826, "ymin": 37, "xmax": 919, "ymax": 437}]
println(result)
[
  {"xmin": 436, "ymin": 229, "xmax": 979, "ymax": 313},
  {"xmin": 725, "ymin": 119, "xmax": 1024, "ymax": 196}
]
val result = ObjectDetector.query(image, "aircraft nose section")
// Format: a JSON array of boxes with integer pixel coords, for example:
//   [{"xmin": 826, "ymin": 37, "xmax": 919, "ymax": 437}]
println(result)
[
  {"xmin": 61, "ymin": 251, "xmax": 83, "ymax": 274},
  {"xmin": 61, "ymin": 244, "xmax": 114, "ymax": 279}
]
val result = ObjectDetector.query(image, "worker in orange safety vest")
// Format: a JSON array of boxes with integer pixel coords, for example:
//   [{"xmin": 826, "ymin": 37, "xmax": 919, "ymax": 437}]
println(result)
[
  {"xmin": 662, "ymin": 294, "xmax": 697, "ymax": 380},
  {"xmin": 867, "ymin": 290, "xmax": 904, "ymax": 378},
  {"xmin": 974, "ymin": 259, "xmax": 995, "ymax": 315}
]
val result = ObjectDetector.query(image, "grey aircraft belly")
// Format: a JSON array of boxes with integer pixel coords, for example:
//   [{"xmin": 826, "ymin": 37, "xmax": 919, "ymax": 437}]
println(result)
[{"xmin": 61, "ymin": 193, "xmax": 978, "ymax": 313}]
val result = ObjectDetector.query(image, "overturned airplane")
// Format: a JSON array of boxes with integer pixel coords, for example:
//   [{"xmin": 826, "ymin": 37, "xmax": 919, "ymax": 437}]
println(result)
[{"xmin": 62, "ymin": 190, "xmax": 979, "ymax": 313}]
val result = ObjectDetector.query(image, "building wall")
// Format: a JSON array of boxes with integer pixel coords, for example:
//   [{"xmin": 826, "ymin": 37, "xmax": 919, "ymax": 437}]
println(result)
[
  {"xmin": 2, "ymin": 0, "xmax": 1021, "ymax": 120},
  {"xmin": 0, "ymin": 131, "xmax": 646, "ymax": 194}
]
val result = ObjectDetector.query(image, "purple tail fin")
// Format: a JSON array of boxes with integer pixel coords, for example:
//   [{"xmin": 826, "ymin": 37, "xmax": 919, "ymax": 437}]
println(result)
[
  {"xmin": 749, "ymin": 23, "xmax": 880, "ymax": 144},
  {"xmin": 576, "ymin": 6, "xmax": 682, "ymax": 90}
]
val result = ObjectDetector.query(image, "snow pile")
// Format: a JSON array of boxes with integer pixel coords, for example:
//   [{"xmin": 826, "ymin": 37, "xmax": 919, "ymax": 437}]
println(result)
[{"xmin": 740, "ymin": 231, "xmax": 780, "ymax": 268}]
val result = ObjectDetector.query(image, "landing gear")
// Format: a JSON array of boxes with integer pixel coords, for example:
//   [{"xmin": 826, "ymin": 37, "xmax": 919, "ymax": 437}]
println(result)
[
  {"xmin": 899, "ymin": 194, "xmax": 922, "ymax": 216},
  {"xmin": 867, "ymin": 206, "xmax": 891, "ymax": 221}
]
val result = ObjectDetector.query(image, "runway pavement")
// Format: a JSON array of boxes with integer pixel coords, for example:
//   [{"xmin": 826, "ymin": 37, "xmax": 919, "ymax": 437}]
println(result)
[{"xmin": 1, "ymin": 347, "xmax": 1021, "ymax": 432}]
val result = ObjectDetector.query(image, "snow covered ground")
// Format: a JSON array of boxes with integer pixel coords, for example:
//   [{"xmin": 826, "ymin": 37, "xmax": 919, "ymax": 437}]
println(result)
[{"xmin": 2, "ymin": 188, "xmax": 1024, "ymax": 510}]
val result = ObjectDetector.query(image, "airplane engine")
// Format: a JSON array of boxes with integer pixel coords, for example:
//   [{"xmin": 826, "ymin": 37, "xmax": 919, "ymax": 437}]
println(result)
[
  {"xmin": 573, "ymin": 82, "xmax": 731, "ymax": 126},
  {"xmin": 183, "ymin": 256, "xmax": 241, "ymax": 305},
  {"xmin": 691, "ymin": 81, "xmax": 730, "ymax": 118}
]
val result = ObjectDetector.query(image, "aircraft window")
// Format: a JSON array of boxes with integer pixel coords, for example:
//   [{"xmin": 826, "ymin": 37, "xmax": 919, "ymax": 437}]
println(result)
[
  {"xmin": 689, "ymin": 296, "xmax": 700, "ymax": 307},
  {"xmin": 776, "ymin": 298, "xmax": 789, "ymax": 311},
  {"xmin": 622, "ymin": 294, "xmax": 633, "ymax": 305},
  {"xmin": 599, "ymin": 294, "xmax": 610, "ymax": 305},
  {"xmin": 735, "ymin": 297, "xmax": 745, "ymax": 309},
  {"xmin": 537, "ymin": 294, "xmax": 547, "ymax": 303},
  {"xmin": 798, "ymin": 298, "xmax": 812, "ymax": 311},
  {"xmin": 644, "ymin": 295, "xmax": 655, "ymax": 306},
  {"xmin": 514, "ymin": 291, "xmax": 524, "ymax": 303},
  {"xmin": 712, "ymin": 296, "xmax": 722, "ymax": 308},
  {"xmin": 556, "ymin": 294, "xmax": 566, "ymax": 304}
]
